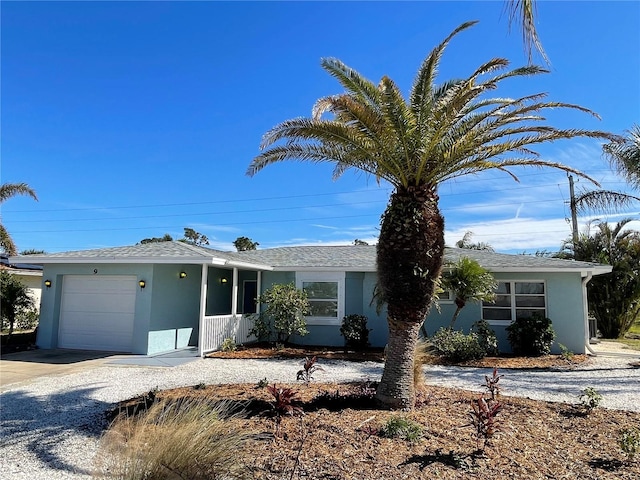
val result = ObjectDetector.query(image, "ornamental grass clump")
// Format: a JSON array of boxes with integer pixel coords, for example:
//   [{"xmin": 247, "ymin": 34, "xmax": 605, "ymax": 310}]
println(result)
[{"xmin": 96, "ymin": 397, "xmax": 249, "ymax": 480}]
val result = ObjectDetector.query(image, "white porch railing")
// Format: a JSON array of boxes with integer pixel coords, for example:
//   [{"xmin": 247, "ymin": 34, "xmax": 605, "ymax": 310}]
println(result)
[{"xmin": 200, "ymin": 314, "xmax": 257, "ymax": 356}]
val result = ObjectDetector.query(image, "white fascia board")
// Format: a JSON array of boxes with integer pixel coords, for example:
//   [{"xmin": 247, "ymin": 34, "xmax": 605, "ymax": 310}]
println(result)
[{"xmin": 224, "ymin": 260, "xmax": 274, "ymax": 271}]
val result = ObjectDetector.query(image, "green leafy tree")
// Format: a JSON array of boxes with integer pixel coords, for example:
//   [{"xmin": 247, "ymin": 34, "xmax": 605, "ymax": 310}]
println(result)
[
  {"xmin": 442, "ymin": 257, "xmax": 497, "ymax": 327},
  {"xmin": 233, "ymin": 236, "xmax": 259, "ymax": 251},
  {"xmin": 19, "ymin": 249, "xmax": 46, "ymax": 255},
  {"xmin": 254, "ymin": 283, "xmax": 310, "ymax": 344},
  {"xmin": 0, "ymin": 183, "xmax": 38, "ymax": 256},
  {"xmin": 180, "ymin": 228, "xmax": 209, "ymax": 247},
  {"xmin": 139, "ymin": 234, "xmax": 174, "ymax": 244},
  {"xmin": 559, "ymin": 219, "xmax": 640, "ymax": 338},
  {"xmin": 247, "ymin": 22, "xmax": 614, "ymax": 408},
  {"xmin": 0, "ymin": 270, "xmax": 36, "ymax": 340}
]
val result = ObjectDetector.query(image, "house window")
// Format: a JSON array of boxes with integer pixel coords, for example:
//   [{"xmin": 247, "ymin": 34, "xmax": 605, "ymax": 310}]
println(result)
[
  {"xmin": 482, "ymin": 281, "xmax": 546, "ymax": 324},
  {"xmin": 296, "ymin": 272, "xmax": 345, "ymax": 325},
  {"xmin": 437, "ymin": 290, "xmax": 454, "ymax": 303}
]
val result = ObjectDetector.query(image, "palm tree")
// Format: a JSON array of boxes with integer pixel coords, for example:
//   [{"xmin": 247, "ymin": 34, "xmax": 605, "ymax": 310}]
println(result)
[
  {"xmin": 571, "ymin": 125, "xmax": 640, "ymax": 231},
  {"xmin": 442, "ymin": 257, "xmax": 497, "ymax": 328},
  {"xmin": 0, "ymin": 270, "xmax": 36, "ymax": 341},
  {"xmin": 559, "ymin": 219, "xmax": 640, "ymax": 338},
  {"xmin": 0, "ymin": 183, "xmax": 38, "ymax": 256},
  {"xmin": 605, "ymin": 124, "xmax": 640, "ymax": 189},
  {"xmin": 247, "ymin": 21, "xmax": 616, "ymax": 408}
]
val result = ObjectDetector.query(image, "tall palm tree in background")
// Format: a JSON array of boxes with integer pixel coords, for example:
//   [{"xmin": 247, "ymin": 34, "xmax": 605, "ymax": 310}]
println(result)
[
  {"xmin": 560, "ymin": 219, "xmax": 640, "ymax": 338},
  {"xmin": 248, "ymin": 21, "xmax": 616, "ymax": 408},
  {"xmin": 0, "ymin": 183, "xmax": 38, "ymax": 256},
  {"xmin": 606, "ymin": 125, "xmax": 640, "ymax": 188}
]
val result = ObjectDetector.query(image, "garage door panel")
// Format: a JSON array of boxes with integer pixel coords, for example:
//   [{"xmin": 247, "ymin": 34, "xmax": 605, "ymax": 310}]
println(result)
[
  {"xmin": 59, "ymin": 275, "xmax": 137, "ymax": 352},
  {"xmin": 61, "ymin": 294, "xmax": 136, "ymax": 314}
]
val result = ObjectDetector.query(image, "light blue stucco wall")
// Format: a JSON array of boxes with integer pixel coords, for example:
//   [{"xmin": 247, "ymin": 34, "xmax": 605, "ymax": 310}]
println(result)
[
  {"xmin": 36, "ymin": 264, "xmax": 153, "ymax": 354},
  {"xmin": 147, "ymin": 264, "xmax": 202, "ymax": 355},
  {"xmin": 256, "ymin": 270, "xmax": 588, "ymax": 353},
  {"xmin": 421, "ymin": 271, "xmax": 587, "ymax": 354}
]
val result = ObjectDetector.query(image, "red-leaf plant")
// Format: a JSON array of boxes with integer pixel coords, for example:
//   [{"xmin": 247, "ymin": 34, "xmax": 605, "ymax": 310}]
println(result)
[
  {"xmin": 296, "ymin": 355, "xmax": 324, "ymax": 384},
  {"xmin": 468, "ymin": 396, "xmax": 503, "ymax": 451},
  {"xmin": 483, "ymin": 367, "xmax": 503, "ymax": 400},
  {"xmin": 266, "ymin": 384, "xmax": 303, "ymax": 435}
]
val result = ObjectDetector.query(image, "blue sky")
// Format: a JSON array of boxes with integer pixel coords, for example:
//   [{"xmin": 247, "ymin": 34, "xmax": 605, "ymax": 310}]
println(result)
[{"xmin": 2, "ymin": 1, "xmax": 639, "ymax": 254}]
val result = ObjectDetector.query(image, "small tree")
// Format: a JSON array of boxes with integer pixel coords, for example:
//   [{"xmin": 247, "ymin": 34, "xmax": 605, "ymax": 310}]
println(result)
[
  {"xmin": 180, "ymin": 228, "xmax": 209, "ymax": 247},
  {"xmin": 255, "ymin": 283, "xmax": 310, "ymax": 344},
  {"xmin": 139, "ymin": 234, "xmax": 173, "ymax": 244},
  {"xmin": 441, "ymin": 257, "xmax": 497, "ymax": 327},
  {"xmin": 233, "ymin": 236, "xmax": 259, "ymax": 251},
  {"xmin": 0, "ymin": 270, "xmax": 36, "ymax": 340}
]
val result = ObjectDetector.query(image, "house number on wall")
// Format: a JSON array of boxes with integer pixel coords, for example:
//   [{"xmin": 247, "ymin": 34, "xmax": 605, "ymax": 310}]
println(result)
[{"xmin": 94, "ymin": 269, "xmax": 98, "ymax": 274}]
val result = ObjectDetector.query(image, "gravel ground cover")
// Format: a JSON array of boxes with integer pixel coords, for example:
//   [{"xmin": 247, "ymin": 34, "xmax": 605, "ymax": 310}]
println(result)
[{"xmin": 0, "ymin": 355, "xmax": 639, "ymax": 479}]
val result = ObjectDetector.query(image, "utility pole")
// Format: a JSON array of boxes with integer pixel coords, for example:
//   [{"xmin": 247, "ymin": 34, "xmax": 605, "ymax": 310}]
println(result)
[{"xmin": 568, "ymin": 174, "xmax": 579, "ymax": 245}]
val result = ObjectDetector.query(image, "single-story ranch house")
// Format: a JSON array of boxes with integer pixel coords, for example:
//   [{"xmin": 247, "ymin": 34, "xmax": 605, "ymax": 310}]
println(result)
[{"xmin": 11, "ymin": 242, "xmax": 611, "ymax": 356}]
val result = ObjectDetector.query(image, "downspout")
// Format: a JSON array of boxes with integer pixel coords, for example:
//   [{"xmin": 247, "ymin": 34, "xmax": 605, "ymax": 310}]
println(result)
[
  {"xmin": 582, "ymin": 272, "xmax": 597, "ymax": 355},
  {"xmin": 198, "ymin": 264, "xmax": 209, "ymax": 358}
]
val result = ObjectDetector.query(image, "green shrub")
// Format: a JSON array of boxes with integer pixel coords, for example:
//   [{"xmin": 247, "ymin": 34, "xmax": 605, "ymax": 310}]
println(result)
[
  {"xmin": 248, "ymin": 283, "xmax": 310, "ymax": 343},
  {"xmin": 506, "ymin": 312, "xmax": 556, "ymax": 356},
  {"xmin": 579, "ymin": 387, "xmax": 602, "ymax": 413},
  {"xmin": 619, "ymin": 427, "xmax": 640, "ymax": 461},
  {"xmin": 472, "ymin": 319, "xmax": 499, "ymax": 356},
  {"xmin": 431, "ymin": 327, "xmax": 485, "ymax": 362},
  {"xmin": 340, "ymin": 314, "xmax": 370, "ymax": 349},
  {"xmin": 380, "ymin": 416, "xmax": 423, "ymax": 442},
  {"xmin": 221, "ymin": 337, "xmax": 237, "ymax": 352}
]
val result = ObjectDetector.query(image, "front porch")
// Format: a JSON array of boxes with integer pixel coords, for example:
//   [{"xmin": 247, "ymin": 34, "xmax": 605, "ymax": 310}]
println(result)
[{"xmin": 197, "ymin": 264, "xmax": 261, "ymax": 356}]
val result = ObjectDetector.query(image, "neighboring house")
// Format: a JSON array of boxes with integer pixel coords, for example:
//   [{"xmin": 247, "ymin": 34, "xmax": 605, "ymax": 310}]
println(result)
[
  {"xmin": 10, "ymin": 242, "xmax": 611, "ymax": 356},
  {"xmin": 1, "ymin": 255, "xmax": 44, "ymax": 312}
]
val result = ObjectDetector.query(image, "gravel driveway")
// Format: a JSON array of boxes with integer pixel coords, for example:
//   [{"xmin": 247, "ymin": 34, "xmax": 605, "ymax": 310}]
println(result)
[{"xmin": 1, "ymin": 355, "xmax": 638, "ymax": 479}]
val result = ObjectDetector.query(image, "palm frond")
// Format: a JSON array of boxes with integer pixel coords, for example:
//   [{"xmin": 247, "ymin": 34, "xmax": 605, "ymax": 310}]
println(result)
[
  {"xmin": 603, "ymin": 124, "xmax": 640, "ymax": 189},
  {"xmin": 320, "ymin": 58, "xmax": 381, "ymax": 106},
  {"xmin": 505, "ymin": 0, "xmax": 550, "ymax": 65},
  {"xmin": 0, "ymin": 183, "xmax": 38, "ymax": 203},
  {"xmin": 410, "ymin": 21, "xmax": 477, "ymax": 126},
  {"xmin": 0, "ymin": 224, "xmax": 17, "ymax": 256},
  {"xmin": 574, "ymin": 189, "xmax": 640, "ymax": 215}
]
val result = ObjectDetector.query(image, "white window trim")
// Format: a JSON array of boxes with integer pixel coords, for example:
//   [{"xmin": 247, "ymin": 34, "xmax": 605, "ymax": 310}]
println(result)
[
  {"xmin": 296, "ymin": 272, "xmax": 345, "ymax": 326},
  {"xmin": 483, "ymin": 280, "xmax": 547, "ymax": 326},
  {"xmin": 437, "ymin": 290, "xmax": 454, "ymax": 304}
]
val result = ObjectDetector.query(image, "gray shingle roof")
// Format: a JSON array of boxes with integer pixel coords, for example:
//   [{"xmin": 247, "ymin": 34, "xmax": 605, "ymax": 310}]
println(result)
[
  {"xmin": 10, "ymin": 242, "xmax": 611, "ymax": 274},
  {"xmin": 235, "ymin": 245, "xmax": 611, "ymax": 273}
]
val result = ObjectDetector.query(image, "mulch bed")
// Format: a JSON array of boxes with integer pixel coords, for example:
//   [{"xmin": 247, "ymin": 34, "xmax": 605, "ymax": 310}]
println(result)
[
  {"xmin": 113, "ymin": 381, "xmax": 640, "ymax": 479},
  {"xmin": 205, "ymin": 343, "xmax": 590, "ymax": 369},
  {"xmin": 105, "ymin": 344, "xmax": 640, "ymax": 478}
]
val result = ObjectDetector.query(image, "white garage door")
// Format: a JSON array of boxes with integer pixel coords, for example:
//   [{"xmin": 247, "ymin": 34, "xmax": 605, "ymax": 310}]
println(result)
[{"xmin": 59, "ymin": 275, "xmax": 137, "ymax": 352}]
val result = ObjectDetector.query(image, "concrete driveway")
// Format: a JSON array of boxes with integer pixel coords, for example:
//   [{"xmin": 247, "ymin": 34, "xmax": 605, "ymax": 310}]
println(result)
[{"xmin": 0, "ymin": 348, "xmax": 199, "ymax": 391}]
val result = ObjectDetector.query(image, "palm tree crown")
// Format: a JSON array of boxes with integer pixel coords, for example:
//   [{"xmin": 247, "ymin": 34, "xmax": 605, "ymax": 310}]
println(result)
[
  {"xmin": 0, "ymin": 183, "xmax": 38, "ymax": 256},
  {"xmin": 248, "ymin": 21, "xmax": 617, "ymax": 408}
]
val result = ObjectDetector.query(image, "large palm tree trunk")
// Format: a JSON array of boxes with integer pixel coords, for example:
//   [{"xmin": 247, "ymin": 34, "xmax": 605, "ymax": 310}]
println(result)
[{"xmin": 375, "ymin": 185, "xmax": 445, "ymax": 408}]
